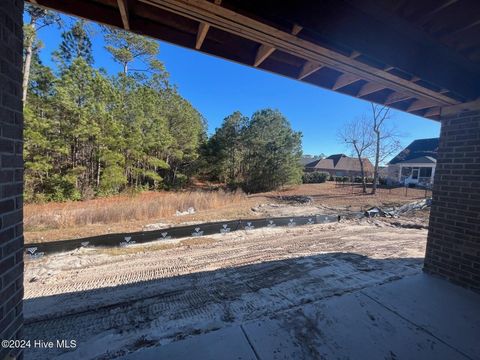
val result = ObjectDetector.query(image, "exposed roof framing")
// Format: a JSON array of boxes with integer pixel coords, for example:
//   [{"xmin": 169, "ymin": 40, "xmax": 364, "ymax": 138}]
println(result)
[
  {"xmin": 26, "ymin": 0, "xmax": 480, "ymax": 121},
  {"xmin": 117, "ymin": 0, "xmax": 130, "ymax": 30}
]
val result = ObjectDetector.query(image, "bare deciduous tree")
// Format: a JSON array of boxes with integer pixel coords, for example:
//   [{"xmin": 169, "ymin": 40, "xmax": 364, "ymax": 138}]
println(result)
[
  {"xmin": 338, "ymin": 115, "xmax": 374, "ymax": 194},
  {"xmin": 369, "ymin": 104, "xmax": 402, "ymax": 194}
]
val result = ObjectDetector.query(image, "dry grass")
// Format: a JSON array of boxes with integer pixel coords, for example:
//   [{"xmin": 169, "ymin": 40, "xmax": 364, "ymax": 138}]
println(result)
[
  {"xmin": 24, "ymin": 182, "xmax": 431, "ymax": 244},
  {"xmin": 24, "ymin": 190, "xmax": 247, "ymax": 232}
]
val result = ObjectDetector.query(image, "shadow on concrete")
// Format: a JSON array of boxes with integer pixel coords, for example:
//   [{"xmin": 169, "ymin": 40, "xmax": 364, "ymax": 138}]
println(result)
[{"xmin": 22, "ymin": 251, "xmax": 433, "ymax": 359}]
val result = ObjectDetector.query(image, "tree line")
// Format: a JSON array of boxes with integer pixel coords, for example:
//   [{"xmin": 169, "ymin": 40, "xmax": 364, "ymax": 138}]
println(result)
[{"xmin": 23, "ymin": 6, "xmax": 303, "ymax": 202}]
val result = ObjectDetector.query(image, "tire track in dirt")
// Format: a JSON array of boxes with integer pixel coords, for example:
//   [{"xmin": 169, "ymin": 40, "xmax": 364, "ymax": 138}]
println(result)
[{"xmin": 24, "ymin": 220, "xmax": 427, "ymax": 359}]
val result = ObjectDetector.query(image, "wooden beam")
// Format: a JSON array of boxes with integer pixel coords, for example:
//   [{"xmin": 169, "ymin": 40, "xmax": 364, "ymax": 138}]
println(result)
[
  {"xmin": 117, "ymin": 0, "xmax": 130, "ymax": 30},
  {"xmin": 29, "ymin": 0, "xmax": 39, "ymax": 3},
  {"xmin": 195, "ymin": 22, "xmax": 209, "ymax": 49},
  {"xmin": 357, "ymin": 82, "xmax": 386, "ymax": 97},
  {"xmin": 415, "ymin": 0, "xmax": 458, "ymax": 26},
  {"xmin": 140, "ymin": 0, "xmax": 458, "ymax": 106},
  {"xmin": 350, "ymin": 50, "xmax": 361, "ymax": 59},
  {"xmin": 384, "ymin": 66, "xmax": 394, "ymax": 71},
  {"xmin": 441, "ymin": 99, "xmax": 480, "ymax": 117},
  {"xmin": 442, "ymin": 19, "xmax": 480, "ymax": 38},
  {"xmin": 291, "ymin": 24, "xmax": 303, "ymax": 36},
  {"xmin": 385, "ymin": 92, "xmax": 411, "ymax": 105},
  {"xmin": 423, "ymin": 107, "xmax": 441, "ymax": 118},
  {"xmin": 254, "ymin": 44, "xmax": 275, "ymax": 67},
  {"xmin": 298, "ymin": 61, "xmax": 322, "ymax": 80},
  {"xmin": 332, "ymin": 73, "xmax": 360, "ymax": 90},
  {"xmin": 407, "ymin": 99, "xmax": 436, "ymax": 112}
]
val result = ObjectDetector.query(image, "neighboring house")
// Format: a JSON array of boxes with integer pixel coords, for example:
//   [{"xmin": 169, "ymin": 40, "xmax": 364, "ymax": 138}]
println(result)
[
  {"xmin": 305, "ymin": 154, "xmax": 374, "ymax": 178},
  {"xmin": 299, "ymin": 155, "xmax": 324, "ymax": 167},
  {"xmin": 387, "ymin": 138, "xmax": 439, "ymax": 187}
]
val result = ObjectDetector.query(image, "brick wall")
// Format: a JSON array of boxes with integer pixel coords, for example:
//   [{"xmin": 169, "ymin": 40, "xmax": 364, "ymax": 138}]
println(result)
[
  {"xmin": 424, "ymin": 110, "xmax": 480, "ymax": 292},
  {"xmin": 0, "ymin": 0, "xmax": 24, "ymax": 359}
]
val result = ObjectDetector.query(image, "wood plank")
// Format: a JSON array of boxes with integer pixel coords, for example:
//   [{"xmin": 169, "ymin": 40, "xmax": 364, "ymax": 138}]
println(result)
[
  {"xmin": 357, "ymin": 82, "xmax": 385, "ymax": 97},
  {"xmin": 117, "ymin": 0, "xmax": 130, "ymax": 30},
  {"xmin": 298, "ymin": 61, "xmax": 322, "ymax": 80},
  {"xmin": 139, "ymin": 0, "xmax": 458, "ymax": 106},
  {"xmin": 423, "ymin": 107, "xmax": 441, "ymax": 118},
  {"xmin": 254, "ymin": 44, "xmax": 275, "ymax": 67},
  {"xmin": 407, "ymin": 99, "xmax": 436, "ymax": 112},
  {"xmin": 350, "ymin": 50, "xmax": 361, "ymax": 59},
  {"xmin": 291, "ymin": 24, "xmax": 303, "ymax": 36},
  {"xmin": 415, "ymin": 0, "xmax": 458, "ymax": 26},
  {"xmin": 195, "ymin": 22, "xmax": 209, "ymax": 49},
  {"xmin": 385, "ymin": 92, "xmax": 411, "ymax": 105},
  {"xmin": 332, "ymin": 73, "xmax": 360, "ymax": 90},
  {"xmin": 441, "ymin": 99, "xmax": 480, "ymax": 117}
]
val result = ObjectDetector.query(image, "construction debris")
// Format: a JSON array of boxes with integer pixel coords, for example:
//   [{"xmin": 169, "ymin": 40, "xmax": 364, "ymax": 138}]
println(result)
[
  {"xmin": 175, "ymin": 207, "xmax": 196, "ymax": 216},
  {"xmin": 365, "ymin": 198, "xmax": 432, "ymax": 218}
]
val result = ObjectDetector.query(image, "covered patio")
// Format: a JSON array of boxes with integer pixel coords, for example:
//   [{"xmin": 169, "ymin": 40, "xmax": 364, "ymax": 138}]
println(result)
[{"xmin": 0, "ymin": 0, "xmax": 479, "ymax": 359}]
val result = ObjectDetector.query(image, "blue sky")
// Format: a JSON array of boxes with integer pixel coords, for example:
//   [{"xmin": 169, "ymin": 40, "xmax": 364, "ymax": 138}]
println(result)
[{"xmin": 33, "ymin": 16, "xmax": 440, "ymax": 159}]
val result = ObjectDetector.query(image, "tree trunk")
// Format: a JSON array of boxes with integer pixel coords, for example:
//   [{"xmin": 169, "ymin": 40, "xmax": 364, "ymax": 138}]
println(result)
[
  {"xmin": 22, "ymin": 20, "xmax": 36, "ymax": 105},
  {"xmin": 372, "ymin": 130, "xmax": 380, "ymax": 194}
]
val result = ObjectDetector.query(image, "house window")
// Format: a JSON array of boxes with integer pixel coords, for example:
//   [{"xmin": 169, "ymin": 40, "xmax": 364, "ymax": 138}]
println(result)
[
  {"xmin": 401, "ymin": 167, "xmax": 412, "ymax": 177},
  {"xmin": 419, "ymin": 167, "xmax": 432, "ymax": 177}
]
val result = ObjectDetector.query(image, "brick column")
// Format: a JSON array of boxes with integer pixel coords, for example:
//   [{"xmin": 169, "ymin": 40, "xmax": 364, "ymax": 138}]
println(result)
[
  {"xmin": 0, "ymin": 0, "xmax": 24, "ymax": 359},
  {"xmin": 424, "ymin": 110, "xmax": 480, "ymax": 292}
]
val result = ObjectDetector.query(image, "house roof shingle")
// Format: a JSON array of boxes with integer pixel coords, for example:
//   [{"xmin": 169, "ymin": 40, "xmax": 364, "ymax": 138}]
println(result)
[
  {"xmin": 388, "ymin": 138, "xmax": 439, "ymax": 165},
  {"xmin": 305, "ymin": 154, "xmax": 374, "ymax": 173}
]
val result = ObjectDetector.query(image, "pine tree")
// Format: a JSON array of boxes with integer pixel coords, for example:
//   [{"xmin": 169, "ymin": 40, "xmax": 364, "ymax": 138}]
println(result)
[{"xmin": 54, "ymin": 20, "xmax": 94, "ymax": 68}]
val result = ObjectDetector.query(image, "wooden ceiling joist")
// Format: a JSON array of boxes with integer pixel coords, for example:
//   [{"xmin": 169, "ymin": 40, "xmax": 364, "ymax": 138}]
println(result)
[
  {"xmin": 415, "ymin": 0, "xmax": 458, "ymax": 26},
  {"xmin": 350, "ymin": 51, "xmax": 361, "ymax": 59},
  {"xmin": 139, "ymin": 0, "xmax": 457, "ymax": 106},
  {"xmin": 332, "ymin": 73, "xmax": 360, "ymax": 90},
  {"xmin": 357, "ymin": 82, "xmax": 385, "ymax": 97},
  {"xmin": 298, "ymin": 61, "xmax": 322, "ymax": 80},
  {"xmin": 385, "ymin": 92, "xmax": 411, "ymax": 105},
  {"xmin": 291, "ymin": 24, "xmax": 303, "ymax": 36},
  {"xmin": 407, "ymin": 99, "xmax": 436, "ymax": 112},
  {"xmin": 423, "ymin": 107, "xmax": 441, "ymax": 118},
  {"xmin": 195, "ymin": 22, "xmax": 209, "ymax": 49},
  {"xmin": 117, "ymin": 0, "xmax": 130, "ymax": 30},
  {"xmin": 254, "ymin": 44, "xmax": 275, "ymax": 67}
]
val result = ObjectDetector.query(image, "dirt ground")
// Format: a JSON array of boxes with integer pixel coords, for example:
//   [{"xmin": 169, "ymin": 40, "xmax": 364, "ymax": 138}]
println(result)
[
  {"xmin": 24, "ymin": 217, "xmax": 427, "ymax": 359},
  {"xmin": 25, "ymin": 182, "xmax": 431, "ymax": 243}
]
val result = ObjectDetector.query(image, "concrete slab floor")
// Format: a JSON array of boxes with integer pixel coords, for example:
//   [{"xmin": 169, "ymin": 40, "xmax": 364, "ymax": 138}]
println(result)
[{"xmin": 122, "ymin": 273, "xmax": 480, "ymax": 360}]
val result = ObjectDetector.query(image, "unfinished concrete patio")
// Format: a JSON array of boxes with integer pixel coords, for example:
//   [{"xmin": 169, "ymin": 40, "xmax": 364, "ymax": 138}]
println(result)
[{"xmin": 123, "ymin": 273, "xmax": 480, "ymax": 360}]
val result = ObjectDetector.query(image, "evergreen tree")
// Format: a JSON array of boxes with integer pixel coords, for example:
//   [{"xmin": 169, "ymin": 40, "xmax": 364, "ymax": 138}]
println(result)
[
  {"xmin": 104, "ymin": 29, "xmax": 160, "ymax": 74},
  {"xmin": 54, "ymin": 20, "xmax": 94, "ymax": 68}
]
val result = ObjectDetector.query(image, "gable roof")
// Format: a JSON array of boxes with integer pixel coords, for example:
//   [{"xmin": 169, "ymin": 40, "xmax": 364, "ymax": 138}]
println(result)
[
  {"xmin": 305, "ymin": 154, "xmax": 374, "ymax": 172},
  {"xmin": 398, "ymin": 156, "xmax": 437, "ymax": 164},
  {"xmin": 388, "ymin": 138, "xmax": 439, "ymax": 165}
]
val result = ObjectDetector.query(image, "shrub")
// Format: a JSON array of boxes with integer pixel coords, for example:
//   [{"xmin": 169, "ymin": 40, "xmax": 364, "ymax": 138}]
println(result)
[{"xmin": 302, "ymin": 171, "xmax": 329, "ymax": 184}]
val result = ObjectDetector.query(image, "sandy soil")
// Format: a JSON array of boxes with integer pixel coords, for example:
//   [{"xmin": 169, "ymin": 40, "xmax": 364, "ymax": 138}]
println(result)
[
  {"xmin": 25, "ymin": 182, "xmax": 430, "ymax": 243},
  {"xmin": 24, "ymin": 218, "xmax": 427, "ymax": 359}
]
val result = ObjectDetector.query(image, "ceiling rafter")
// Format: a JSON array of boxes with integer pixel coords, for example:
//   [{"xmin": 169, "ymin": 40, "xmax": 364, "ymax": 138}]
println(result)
[
  {"xmin": 415, "ymin": 0, "xmax": 459, "ymax": 26},
  {"xmin": 298, "ymin": 61, "xmax": 323, "ymax": 80},
  {"xmin": 332, "ymin": 73, "xmax": 361, "ymax": 90},
  {"xmin": 117, "ymin": 0, "xmax": 130, "ymax": 30},
  {"xmin": 407, "ymin": 99, "xmax": 436, "ymax": 112},
  {"xmin": 195, "ymin": 22, "xmax": 209, "ymax": 49},
  {"xmin": 357, "ymin": 82, "xmax": 386, "ymax": 97},
  {"xmin": 254, "ymin": 44, "xmax": 275, "ymax": 67},
  {"xmin": 139, "ymin": 0, "xmax": 458, "ymax": 106},
  {"xmin": 385, "ymin": 92, "xmax": 411, "ymax": 105}
]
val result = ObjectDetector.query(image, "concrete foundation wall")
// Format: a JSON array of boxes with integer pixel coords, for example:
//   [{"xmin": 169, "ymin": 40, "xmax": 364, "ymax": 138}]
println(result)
[
  {"xmin": 424, "ymin": 110, "xmax": 480, "ymax": 292},
  {"xmin": 0, "ymin": 0, "xmax": 24, "ymax": 359}
]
